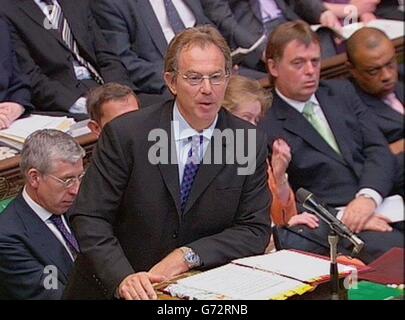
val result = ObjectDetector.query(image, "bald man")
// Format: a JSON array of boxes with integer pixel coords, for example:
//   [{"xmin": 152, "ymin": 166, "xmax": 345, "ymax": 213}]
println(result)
[{"xmin": 346, "ymin": 28, "xmax": 403, "ymax": 195}]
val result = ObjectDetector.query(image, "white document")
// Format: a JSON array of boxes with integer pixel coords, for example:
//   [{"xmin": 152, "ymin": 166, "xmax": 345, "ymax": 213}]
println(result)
[
  {"xmin": 172, "ymin": 264, "xmax": 307, "ymax": 300},
  {"xmin": 311, "ymin": 19, "xmax": 404, "ymax": 40},
  {"xmin": 0, "ymin": 115, "xmax": 75, "ymax": 143},
  {"xmin": 233, "ymin": 250, "xmax": 356, "ymax": 283}
]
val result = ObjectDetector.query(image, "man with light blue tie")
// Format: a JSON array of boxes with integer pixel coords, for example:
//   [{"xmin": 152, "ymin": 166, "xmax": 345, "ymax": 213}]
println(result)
[
  {"xmin": 64, "ymin": 26, "xmax": 271, "ymax": 300},
  {"xmin": 0, "ymin": 130, "xmax": 85, "ymax": 299},
  {"xmin": 259, "ymin": 21, "xmax": 403, "ymax": 264}
]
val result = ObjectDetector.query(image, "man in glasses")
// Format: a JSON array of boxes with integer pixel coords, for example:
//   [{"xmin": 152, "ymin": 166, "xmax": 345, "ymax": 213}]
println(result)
[
  {"xmin": 0, "ymin": 129, "xmax": 85, "ymax": 299},
  {"xmin": 65, "ymin": 25, "xmax": 270, "ymax": 300}
]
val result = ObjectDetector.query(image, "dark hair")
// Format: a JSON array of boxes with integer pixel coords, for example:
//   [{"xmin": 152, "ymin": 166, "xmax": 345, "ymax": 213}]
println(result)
[
  {"xmin": 164, "ymin": 25, "xmax": 232, "ymax": 75},
  {"xmin": 266, "ymin": 20, "xmax": 320, "ymax": 62},
  {"xmin": 86, "ymin": 83, "xmax": 138, "ymax": 123}
]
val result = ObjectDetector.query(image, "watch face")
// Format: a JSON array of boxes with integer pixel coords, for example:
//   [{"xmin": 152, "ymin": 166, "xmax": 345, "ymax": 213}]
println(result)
[{"xmin": 185, "ymin": 251, "xmax": 200, "ymax": 267}]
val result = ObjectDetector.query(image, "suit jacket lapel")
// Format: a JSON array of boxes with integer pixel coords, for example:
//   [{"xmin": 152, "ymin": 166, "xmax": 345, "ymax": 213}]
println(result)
[
  {"xmin": 182, "ymin": 110, "xmax": 227, "ymax": 215},
  {"xmin": 18, "ymin": 0, "xmax": 68, "ymax": 51},
  {"xmin": 356, "ymin": 82, "xmax": 403, "ymax": 124},
  {"xmin": 137, "ymin": 0, "xmax": 168, "ymax": 57},
  {"xmin": 315, "ymin": 85, "xmax": 354, "ymax": 167},
  {"xmin": 157, "ymin": 101, "xmax": 182, "ymax": 217},
  {"xmin": 274, "ymin": 92, "xmax": 347, "ymax": 166},
  {"xmin": 16, "ymin": 195, "xmax": 73, "ymax": 283}
]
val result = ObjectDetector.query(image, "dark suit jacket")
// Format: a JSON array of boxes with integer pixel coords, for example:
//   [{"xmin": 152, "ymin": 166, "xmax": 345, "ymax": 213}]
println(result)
[
  {"xmin": 353, "ymin": 81, "xmax": 404, "ymax": 144},
  {"xmin": 259, "ymin": 80, "xmax": 400, "ymax": 263},
  {"xmin": 64, "ymin": 101, "xmax": 271, "ymax": 299},
  {"xmin": 0, "ymin": 18, "xmax": 32, "ymax": 111},
  {"xmin": 91, "ymin": 0, "xmax": 212, "ymax": 95},
  {"xmin": 201, "ymin": 0, "xmax": 326, "ymax": 68},
  {"xmin": 259, "ymin": 80, "xmax": 396, "ymax": 207},
  {"xmin": 0, "ymin": 194, "xmax": 74, "ymax": 300},
  {"xmin": 0, "ymin": 0, "xmax": 132, "ymax": 113}
]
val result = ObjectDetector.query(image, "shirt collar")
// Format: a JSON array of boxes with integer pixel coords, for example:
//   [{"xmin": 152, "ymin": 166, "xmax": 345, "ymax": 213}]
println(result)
[
  {"xmin": 22, "ymin": 186, "xmax": 54, "ymax": 222},
  {"xmin": 172, "ymin": 101, "xmax": 218, "ymax": 143},
  {"xmin": 275, "ymin": 88, "xmax": 319, "ymax": 113}
]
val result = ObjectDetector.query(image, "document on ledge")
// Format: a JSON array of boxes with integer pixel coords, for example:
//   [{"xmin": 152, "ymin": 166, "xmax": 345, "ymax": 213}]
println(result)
[
  {"xmin": 165, "ymin": 250, "xmax": 357, "ymax": 300},
  {"xmin": 234, "ymin": 250, "xmax": 356, "ymax": 282},
  {"xmin": 167, "ymin": 264, "xmax": 309, "ymax": 300},
  {"xmin": 311, "ymin": 19, "xmax": 404, "ymax": 40}
]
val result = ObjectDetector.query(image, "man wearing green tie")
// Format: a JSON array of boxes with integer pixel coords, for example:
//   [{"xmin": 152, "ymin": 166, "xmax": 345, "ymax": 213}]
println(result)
[{"xmin": 259, "ymin": 21, "xmax": 403, "ymax": 264}]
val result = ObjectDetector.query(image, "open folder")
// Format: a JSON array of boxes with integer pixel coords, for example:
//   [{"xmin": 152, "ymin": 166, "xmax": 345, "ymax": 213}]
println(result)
[{"xmin": 164, "ymin": 250, "xmax": 357, "ymax": 300}]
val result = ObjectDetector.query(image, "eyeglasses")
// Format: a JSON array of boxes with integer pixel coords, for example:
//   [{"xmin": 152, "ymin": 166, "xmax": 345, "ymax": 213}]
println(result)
[
  {"xmin": 46, "ymin": 171, "xmax": 86, "ymax": 189},
  {"xmin": 175, "ymin": 70, "xmax": 229, "ymax": 86}
]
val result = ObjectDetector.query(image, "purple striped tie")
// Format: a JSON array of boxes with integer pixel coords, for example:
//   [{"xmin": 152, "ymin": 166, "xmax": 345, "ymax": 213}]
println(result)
[
  {"xmin": 180, "ymin": 135, "xmax": 203, "ymax": 212},
  {"xmin": 49, "ymin": 215, "xmax": 79, "ymax": 258}
]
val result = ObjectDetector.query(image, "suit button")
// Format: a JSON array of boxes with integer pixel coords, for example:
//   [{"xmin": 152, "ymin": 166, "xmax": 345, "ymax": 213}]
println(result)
[{"xmin": 172, "ymin": 233, "xmax": 178, "ymax": 239}]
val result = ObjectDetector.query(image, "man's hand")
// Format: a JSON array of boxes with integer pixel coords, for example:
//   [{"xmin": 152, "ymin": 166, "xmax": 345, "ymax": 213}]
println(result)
[
  {"xmin": 342, "ymin": 196, "xmax": 377, "ymax": 233},
  {"xmin": 363, "ymin": 214, "xmax": 393, "ymax": 232},
  {"xmin": 0, "ymin": 102, "xmax": 25, "ymax": 129},
  {"xmin": 149, "ymin": 249, "xmax": 189, "ymax": 280},
  {"xmin": 117, "ymin": 272, "xmax": 166, "ymax": 300},
  {"xmin": 360, "ymin": 12, "xmax": 377, "ymax": 23},
  {"xmin": 271, "ymin": 139, "xmax": 291, "ymax": 186},
  {"xmin": 350, "ymin": 0, "xmax": 380, "ymax": 16},
  {"xmin": 288, "ymin": 212, "xmax": 320, "ymax": 229},
  {"xmin": 319, "ymin": 10, "xmax": 342, "ymax": 33}
]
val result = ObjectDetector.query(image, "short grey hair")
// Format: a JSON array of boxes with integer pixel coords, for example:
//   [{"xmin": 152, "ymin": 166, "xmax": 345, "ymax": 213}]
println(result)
[{"xmin": 20, "ymin": 129, "xmax": 85, "ymax": 178}]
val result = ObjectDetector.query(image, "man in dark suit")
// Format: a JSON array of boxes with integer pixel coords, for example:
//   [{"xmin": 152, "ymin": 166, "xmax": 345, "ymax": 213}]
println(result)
[
  {"xmin": 346, "ymin": 28, "xmax": 403, "ymax": 194},
  {"xmin": 200, "ymin": 0, "xmax": 340, "ymax": 71},
  {"xmin": 0, "ymin": 0, "xmax": 132, "ymax": 116},
  {"xmin": 259, "ymin": 21, "xmax": 403, "ymax": 263},
  {"xmin": 0, "ymin": 130, "xmax": 85, "ymax": 299},
  {"xmin": 0, "ymin": 18, "xmax": 32, "ymax": 129},
  {"xmin": 64, "ymin": 26, "xmax": 271, "ymax": 300}
]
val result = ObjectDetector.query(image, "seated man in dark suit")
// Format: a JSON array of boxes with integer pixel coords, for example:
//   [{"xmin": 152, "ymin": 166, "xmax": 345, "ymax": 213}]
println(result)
[
  {"xmin": 200, "ymin": 0, "xmax": 340, "ymax": 73},
  {"xmin": 0, "ymin": 18, "xmax": 32, "ymax": 129},
  {"xmin": 91, "ymin": 0, "xmax": 266, "ymax": 99},
  {"xmin": 346, "ymin": 27, "xmax": 403, "ymax": 194},
  {"xmin": 259, "ymin": 21, "xmax": 403, "ymax": 264},
  {"xmin": 0, "ymin": 129, "xmax": 85, "ymax": 299},
  {"xmin": 0, "ymin": 0, "xmax": 132, "ymax": 116},
  {"xmin": 64, "ymin": 25, "xmax": 271, "ymax": 300},
  {"xmin": 86, "ymin": 83, "xmax": 139, "ymax": 138}
]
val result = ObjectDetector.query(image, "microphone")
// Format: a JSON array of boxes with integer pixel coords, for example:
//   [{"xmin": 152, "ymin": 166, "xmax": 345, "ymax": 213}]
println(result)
[{"xmin": 296, "ymin": 188, "xmax": 364, "ymax": 257}]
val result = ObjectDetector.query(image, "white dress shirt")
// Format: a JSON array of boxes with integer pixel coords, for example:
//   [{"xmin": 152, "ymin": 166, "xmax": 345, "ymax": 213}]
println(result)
[
  {"xmin": 149, "ymin": 0, "xmax": 196, "ymax": 44},
  {"xmin": 275, "ymin": 88, "xmax": 382, "ymax": 207},
  {"xmin": 172, "ymin": 102, "xmax": 217, "ymax": 184},
  {"xmin": 22, "ymin": 186, "xmax": 75, "ymax": 260}
]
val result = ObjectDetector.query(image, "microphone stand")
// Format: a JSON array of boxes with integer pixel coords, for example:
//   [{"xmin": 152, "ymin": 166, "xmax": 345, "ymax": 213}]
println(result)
[{"xmin": 328, "ymin": 230, "xmax": 340, "ymax": 300}]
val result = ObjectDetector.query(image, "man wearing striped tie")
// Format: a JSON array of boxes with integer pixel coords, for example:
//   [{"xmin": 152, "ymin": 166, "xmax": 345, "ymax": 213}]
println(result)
[
  {"xmin": 0, "ymin": 0, "xmax": 133, "ymax": 117},
  {"xmin": 0, "ymin": 129, "xmax": 85, "ymax": 299}
]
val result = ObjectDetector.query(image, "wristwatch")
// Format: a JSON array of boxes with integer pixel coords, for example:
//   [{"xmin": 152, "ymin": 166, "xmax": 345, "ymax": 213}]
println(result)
[{"xmin": 179, "ymin": 247, "xmax": 201, "ymax": 269}]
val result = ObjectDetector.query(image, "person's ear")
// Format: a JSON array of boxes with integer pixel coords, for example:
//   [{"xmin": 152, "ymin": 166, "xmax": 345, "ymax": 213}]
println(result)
[
  {"xmin": 164, "ymin": 72, "xmax": 177, "ymax": 96},
  {"xmin": 267, "ymin": 58, "xmax": 278, "ymax": 78},
  {"xmin": 87, "ymin": 120, "xmax": 101, "ymax": 138},
  {"xmin": 27, "ymin": 168, "xmax": 41, "ymax": 188}
]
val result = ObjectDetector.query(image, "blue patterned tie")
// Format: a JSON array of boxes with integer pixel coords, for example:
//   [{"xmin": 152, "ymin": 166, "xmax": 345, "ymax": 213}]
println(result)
[
  {"xmin": 164, "ymin": 0, "xmax": 186, "ymax": 35},
  {"xmin": 49, "ymin": 215, "xmax": 79, "ymax": 258},
  {"xmin": 180, "ymin": 135, "xmax": 203, "ymax": 213}
]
